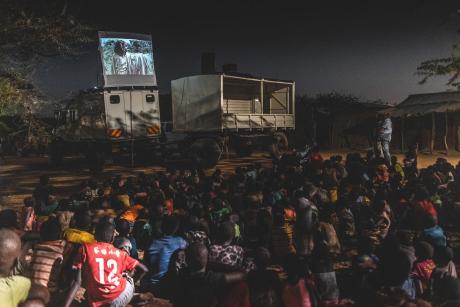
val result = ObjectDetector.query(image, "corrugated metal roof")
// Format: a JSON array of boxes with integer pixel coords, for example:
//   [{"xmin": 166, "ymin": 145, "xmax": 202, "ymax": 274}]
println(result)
[
  {"xmin": 390, "ymin": 91, "xmax": 460, "ymax": 117},
  {"xmin": 399, "ymin": 91, "xmax": 460, "ymax": 107}
]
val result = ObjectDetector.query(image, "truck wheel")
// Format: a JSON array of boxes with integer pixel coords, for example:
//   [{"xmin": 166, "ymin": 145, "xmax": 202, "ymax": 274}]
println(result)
[
  {"xmin": 49, "ymin": 140, "xmax": 63, "ymax": 166},
  {"xmin": 189, "ymin": 138, "xmax": 222, "ymax": 168},
  {"xmin": 269, "ymin": 132, "xmax": 289, "ymax": 160},
  {"xmin": 232, "ymin": 137, "xmax": 253, "ymax": 157}
]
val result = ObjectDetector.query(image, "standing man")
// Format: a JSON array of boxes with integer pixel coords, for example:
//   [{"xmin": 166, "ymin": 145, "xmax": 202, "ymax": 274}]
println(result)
[
  {"xmin": 128, "ymin": 41, "xmax": 150, "ymax": 75},
  {"xmin": 375, "ymin": 113, "xmax": 392, "ymax": 166}
]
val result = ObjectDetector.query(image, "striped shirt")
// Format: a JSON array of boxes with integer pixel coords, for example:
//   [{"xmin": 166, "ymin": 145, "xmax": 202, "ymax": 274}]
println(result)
[
  {"xmin": 29, "ymin": 240, "xmax": 66, "ymax": 292},
  {"xmin": 271, "ymin": 223, "xmax": 296, "ymax": 259}
]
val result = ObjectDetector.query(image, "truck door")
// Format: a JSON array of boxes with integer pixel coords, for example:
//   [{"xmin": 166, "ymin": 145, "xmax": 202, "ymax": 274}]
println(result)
[
  {"xmin": 104, "ymin": 91, "xmax": 129, "ymax": 140},
  {"xmin": 129, "ymin": 90, "xmax": 161, "ymax": 138}
]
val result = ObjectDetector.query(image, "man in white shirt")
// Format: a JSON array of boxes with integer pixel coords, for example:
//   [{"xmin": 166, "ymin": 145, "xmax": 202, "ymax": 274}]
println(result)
[{"xmin": 111, "ymin": 41, "xmax": 129, "ymax": 75}]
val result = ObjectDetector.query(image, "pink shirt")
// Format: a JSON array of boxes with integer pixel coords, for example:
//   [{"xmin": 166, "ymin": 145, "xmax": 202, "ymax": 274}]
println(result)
[{"xmin": 282, "ymin": 278, "xmax": 312, "ymax": 307}]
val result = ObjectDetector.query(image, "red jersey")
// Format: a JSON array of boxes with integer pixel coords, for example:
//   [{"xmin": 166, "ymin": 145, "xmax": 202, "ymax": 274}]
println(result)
[
  {"xmin": 413, "ymin": 259, "xmax": 436, "ymax": 291},
  {"xmin": 414, "ymin": 200, "xmax": 437, "ymax": 218},
  {"xmin": 73, "ymin": 242, "xmax": 138, "ymax": 307}
]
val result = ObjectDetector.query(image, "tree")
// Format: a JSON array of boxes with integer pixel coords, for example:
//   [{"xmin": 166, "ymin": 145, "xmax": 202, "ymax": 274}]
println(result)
[
  {"xmin": 0, "ymin": 0, "xmax": 94, "ymax": 138},
  {"xmin": 417, "ymin": 47, "xmax": 460, "ymax": 87}
]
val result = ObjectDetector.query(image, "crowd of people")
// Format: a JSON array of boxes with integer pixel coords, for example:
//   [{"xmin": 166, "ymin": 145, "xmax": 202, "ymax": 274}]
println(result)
[{"xmin": 1, "ymin": 146, "xmax": 460, "ymax": 307}]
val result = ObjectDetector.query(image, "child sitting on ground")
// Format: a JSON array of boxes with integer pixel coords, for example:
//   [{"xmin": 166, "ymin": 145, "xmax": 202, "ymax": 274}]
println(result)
[
  {"xmin": 29, "ymin": 217, "xmax": 66, "ymax": 293},
  {"xmin": 113, "ymin": 218, "xmax": 138, "ymax": 258},
  {"xmin": 0, "ymin": 229, "xmax": 50, "ymax": 306},
  {"xmin": 63, "ymin": 221, "xmax": 150, "ymax": 307},
  {"xmin": 413, "ymin": 241, "xmax": 436, "ymax": 298},
  {"xmin": 431, "ymin": 245, "xmax": 457, "ymax": 292}
]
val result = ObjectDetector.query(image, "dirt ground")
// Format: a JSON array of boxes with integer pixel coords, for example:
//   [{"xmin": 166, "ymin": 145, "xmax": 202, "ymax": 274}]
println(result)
[
  {"xmin": 0, "ymin": 152, "xmax": 274, "ymax": 209},
  {"xmin": 3, "ymin": 149, "xmax": 460, "ymax": 299},
  {"xmin": 2, "ymin": 149, "xmax": 460, "ymax": 209}
]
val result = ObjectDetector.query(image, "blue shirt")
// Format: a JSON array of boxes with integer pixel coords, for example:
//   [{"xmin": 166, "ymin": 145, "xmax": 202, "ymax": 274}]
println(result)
[
  {"xmin": 402, "ymin": 277, "xmax": 416, "ymax": 299},
  {"xmin": 145, "ymin": 235, "xmax": 187, "ymax": 284},
  {"xmin": 422, "ymin": 225, "xmax": 447, "ymax": 247},
  {"xmin": 129, "ymin": 236, "xmax": 138, "ymax": 259}
]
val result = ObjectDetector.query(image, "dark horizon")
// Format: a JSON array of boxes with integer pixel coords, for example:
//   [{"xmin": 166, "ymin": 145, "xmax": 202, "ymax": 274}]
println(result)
[{"xmin": 33, "ymin": 0, "xmax": 460, "ymax": 104}]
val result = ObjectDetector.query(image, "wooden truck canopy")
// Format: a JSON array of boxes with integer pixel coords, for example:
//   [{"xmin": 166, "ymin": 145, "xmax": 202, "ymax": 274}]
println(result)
[{"xmin": 171, "ymin": 74, "xmax": 295, "ymax": 132}]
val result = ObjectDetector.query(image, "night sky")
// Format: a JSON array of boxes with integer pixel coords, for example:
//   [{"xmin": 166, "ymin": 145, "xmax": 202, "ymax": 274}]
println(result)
[{"xmin": 33, "ymin": 0, "xmax": 460, "ymax": 104}]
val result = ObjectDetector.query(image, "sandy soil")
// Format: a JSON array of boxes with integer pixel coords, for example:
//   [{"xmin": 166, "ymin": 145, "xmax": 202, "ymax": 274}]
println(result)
[
  {"xmin": 2, "ymin": 149, "xmax": 459, "ymax": 209},
  {"xmin": 0, "ymin": 152, "xmax": 273, "ymax": 209}
]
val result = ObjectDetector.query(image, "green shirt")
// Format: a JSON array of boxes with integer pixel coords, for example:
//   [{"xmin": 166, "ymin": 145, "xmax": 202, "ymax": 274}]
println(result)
[{"xmin": 0, "ymin": 276, "xmax": 31, "ymax": 307}]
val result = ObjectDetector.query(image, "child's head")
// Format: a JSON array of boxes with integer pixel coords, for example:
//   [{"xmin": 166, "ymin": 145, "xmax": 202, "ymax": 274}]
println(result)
[
  {"xmin": 217, "ymin": 221, "xmax": 235, "ymax": 244},
  {"xmin": 115, "ymin": 218, "xmax": 131, "ymax": 237},
  {"xmin": 254, "ymin": 247, "xmax": 271, "ymax": 270},
  {"xmin": 40, "ymin": 218, "xmax": 62, "ymax": 241},
  {"xmin": 422, "ymin": 213, "xmax": 437, "ymax": 229},
  {"xmin": 95, "ymin": 221, "xmax": 115, "ymax": 243},
  {"xmin": 433, "ymin": 246, "xmax": 454, "ymax": 267},
  {"xmin": 161, "ymin": 215, "xmax": 180, "ymax": 236},
  {"xmin": 39, "ymin": 175, "xmax": 49, "ymax": 185},
  {"xmin": 397, "ymin": 229, "xmax": 414, "ymax": 247},
  {"xmin": 415, "ymin": 241, "xmax": 434, "ymax": 261},
  {"xmin": 186, "ymin": 242, "xmax": 208, "ymax": 271},
  {"xmin": 73, "ymin": 210, "xmax": 92, "ymax": 232},
  {"xmin": 0, "ymin": 209, "xmax": 19, "ymax": 230},
  {"xmin": 414, "ymin": 186, "xmax": 430, "ymax": 201},
  {"xmin": 391, "ymin": 156, "xmax": 397, "ymax": 165},
  {"xmin": 382, "ymin": 250, "xmax": 412, "ymax": 287},
  {"xmin": 0, "ymin": 229, "xmax": 21, "ymax": 276},
  {"xmin": 24, "ymin": 197, "xmax": 34, "ymax": 208}
]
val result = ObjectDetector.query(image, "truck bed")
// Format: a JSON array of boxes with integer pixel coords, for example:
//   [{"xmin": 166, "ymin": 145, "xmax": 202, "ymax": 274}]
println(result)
[{"xmin": 222, "ymin": 113, "xmax": 295, "ymax": 130}]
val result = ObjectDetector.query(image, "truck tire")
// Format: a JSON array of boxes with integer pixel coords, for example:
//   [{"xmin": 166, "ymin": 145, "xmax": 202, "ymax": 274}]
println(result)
[
  {"xmin": 49, "ymin": 140, "xmax": 63, "ymax": 166},
  {"xmin": 189, "ymin": 138, "xmax": 222, "ymax": 168},
  {"xmin": 232, "ymin": 136, "xmax": 253, "ymax": 157},
  {"xmin": 269, "ymin": 131, "xmax": 289, "ymax": 160}
]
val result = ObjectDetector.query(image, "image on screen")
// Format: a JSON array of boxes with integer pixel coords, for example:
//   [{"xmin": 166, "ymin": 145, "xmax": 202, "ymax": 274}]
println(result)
[{"xmin": 100, "ymin": 38, "xmax": 154, "ymax": 76}]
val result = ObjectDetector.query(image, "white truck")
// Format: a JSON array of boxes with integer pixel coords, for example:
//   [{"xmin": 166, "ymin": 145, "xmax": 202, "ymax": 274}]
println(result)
[
  {"xmin": 50, "ymin": 33, "xmax": 296, "ymax": 170},
  {"xmin": 50, "ymin": 32, "xmax": 162, "ymax": 171},
  {"xmin": 50, "ymin": 87, "xmax": 161, "ymax": 171},
  {"xmin": 169, "ymin": 73, "xmax": 295, "ymax": 167}
]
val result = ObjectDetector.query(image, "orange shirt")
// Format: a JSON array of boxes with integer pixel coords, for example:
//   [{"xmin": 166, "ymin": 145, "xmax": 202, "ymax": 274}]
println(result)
[
  {"xmin": 164, "ymin": 199, "xmax": 174, "ymax": 215},
  {"xmin": 120, "ymin": 204, "xmax": 144, "ymax": 222}
]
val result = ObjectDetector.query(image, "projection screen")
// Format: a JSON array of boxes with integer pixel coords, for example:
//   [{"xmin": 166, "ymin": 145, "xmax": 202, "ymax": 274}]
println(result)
[{"xmin": 98, "ymin": 31, "xmax": 157, "ymax": 87}]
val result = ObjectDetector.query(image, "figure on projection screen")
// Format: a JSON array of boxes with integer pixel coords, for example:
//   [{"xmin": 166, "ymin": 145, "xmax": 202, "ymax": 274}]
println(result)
[
  {"xmin": 111, "ymin": 40, "xmax": 150, "ymax": 75},
  {"xmin": 111, "ymin": 41, "xmax": 129, "ymax": 75},
  {"xmin": 128, "ymin": 41, "xmax": 150, "ymax": 75}
]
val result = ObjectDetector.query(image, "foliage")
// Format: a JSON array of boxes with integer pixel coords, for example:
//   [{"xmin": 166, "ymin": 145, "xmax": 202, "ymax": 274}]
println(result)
[
  {"xmin": 297, "ymin": 92, "xmax": 389, "ymax": 112},
  {"xmin": 417, "ymin": 52, "xmax": 460, "ymax": 87},
  {"xmin": 0, "ymin": 77, "xmax": 26, "ymax": 117},
  {"xmin": 0, "ymin": 0, "xmax": 95, "ymax": 139}
]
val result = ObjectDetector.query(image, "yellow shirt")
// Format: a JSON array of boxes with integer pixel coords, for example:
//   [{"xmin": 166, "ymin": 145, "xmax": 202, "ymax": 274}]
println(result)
[{"xmin": 0, "ymin": 275, "xmax": 31, "ymax": 307}]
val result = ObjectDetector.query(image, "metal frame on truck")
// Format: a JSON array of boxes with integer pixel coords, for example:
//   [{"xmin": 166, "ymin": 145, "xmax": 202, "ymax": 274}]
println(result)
[
  {"xmin": 171, "ymin": 74, "xmax": 295, "ymax": 132},
  {"xmin": 170, "ymin": 73, "xmax": 295, "ymax": 165}
]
